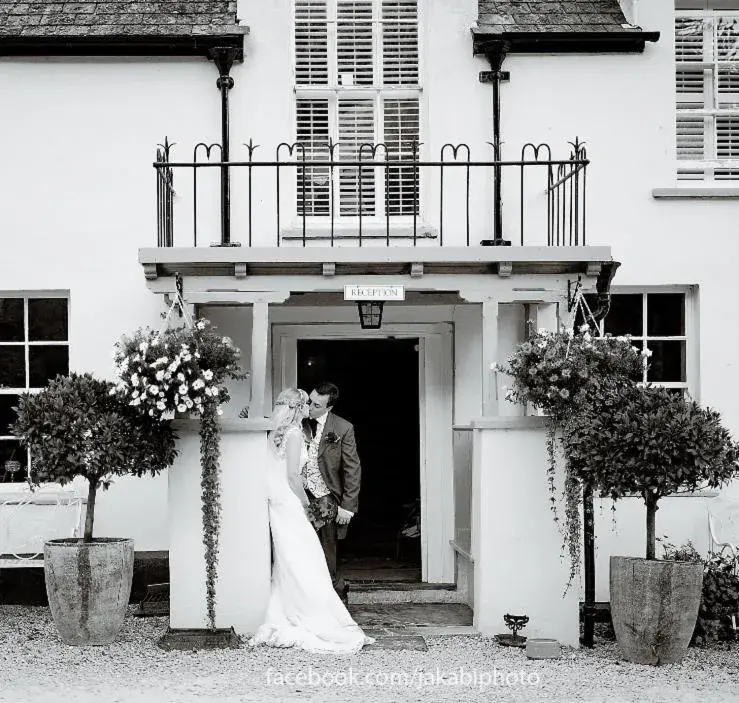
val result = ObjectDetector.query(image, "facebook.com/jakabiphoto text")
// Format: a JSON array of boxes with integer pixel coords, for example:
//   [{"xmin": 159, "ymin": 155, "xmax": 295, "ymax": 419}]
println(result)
[{"xmin": 265, "ymin": 665, "xmax": 542, "ymax": 690}]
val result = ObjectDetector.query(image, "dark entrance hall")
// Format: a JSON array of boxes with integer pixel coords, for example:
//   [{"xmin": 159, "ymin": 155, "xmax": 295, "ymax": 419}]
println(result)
[{"xmin": 297, "ymin": 337, "xmax": 421, "ymax": 581}]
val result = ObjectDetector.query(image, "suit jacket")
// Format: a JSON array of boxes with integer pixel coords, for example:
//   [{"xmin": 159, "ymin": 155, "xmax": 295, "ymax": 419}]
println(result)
[{"xmin": 314, "ymin": 412, "xmax": 362, "ymax": 517}]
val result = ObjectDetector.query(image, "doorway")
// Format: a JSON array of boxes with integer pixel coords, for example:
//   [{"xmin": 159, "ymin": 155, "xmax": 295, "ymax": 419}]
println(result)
[{"xmin": 297, "ymin": 338, "xmax": 421, "ymax": 581}]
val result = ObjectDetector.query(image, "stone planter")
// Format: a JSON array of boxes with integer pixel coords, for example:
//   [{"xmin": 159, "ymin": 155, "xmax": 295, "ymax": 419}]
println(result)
[
  {"xmin": 610, "ymin": 555, "xmax": 703, "ymax": 665},
  {"xmin": 44, "ymin": 538, "xmax": 134, "ymax": 645}
]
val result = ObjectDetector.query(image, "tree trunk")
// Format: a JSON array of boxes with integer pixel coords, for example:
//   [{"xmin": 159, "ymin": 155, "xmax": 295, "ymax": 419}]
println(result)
[
  {"xmin": 645, "ymin": 492, "xmax": 658, "ymax": 560},
  {"xmin": 84, "ymin": 480, "xmax": 97, "ymax": 543}
]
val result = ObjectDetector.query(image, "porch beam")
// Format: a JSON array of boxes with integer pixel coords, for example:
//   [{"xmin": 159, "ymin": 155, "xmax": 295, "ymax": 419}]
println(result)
[
  {"xmin": 185, "ymin": 291, "xmax": 289, "ymax": 305},
  {"xmin": 250, "ymin": 302, "xmax": 269, "ymax": 419}
]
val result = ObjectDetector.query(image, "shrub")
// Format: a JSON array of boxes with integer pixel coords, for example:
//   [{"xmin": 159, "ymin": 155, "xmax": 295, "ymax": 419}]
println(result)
[{"xmin": 11, "ymin": 373, "xmax": 177, "ymax": 542}]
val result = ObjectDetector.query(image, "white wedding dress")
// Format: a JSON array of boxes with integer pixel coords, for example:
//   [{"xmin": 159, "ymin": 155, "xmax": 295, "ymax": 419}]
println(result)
[{"xmin": 248, "ymin": 427, "xmax": 374, "ymax": 653}]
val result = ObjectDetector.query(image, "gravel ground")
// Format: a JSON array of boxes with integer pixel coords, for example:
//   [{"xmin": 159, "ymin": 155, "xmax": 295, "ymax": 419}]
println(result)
[{"xmin": 1, "ymin": 605, "xmax": 738, "ymax": 703}]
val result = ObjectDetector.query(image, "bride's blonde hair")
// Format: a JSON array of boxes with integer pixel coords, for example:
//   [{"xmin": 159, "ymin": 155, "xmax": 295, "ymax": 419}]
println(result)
[{"xmin": 268, "ymin": 388, "xmax": 308, "ymax": 451}]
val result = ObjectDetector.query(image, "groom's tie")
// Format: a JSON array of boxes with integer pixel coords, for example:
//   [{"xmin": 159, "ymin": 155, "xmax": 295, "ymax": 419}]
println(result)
[{"xmin": 308, "ymin": 418, "xmax": 318, "ymax": 438}]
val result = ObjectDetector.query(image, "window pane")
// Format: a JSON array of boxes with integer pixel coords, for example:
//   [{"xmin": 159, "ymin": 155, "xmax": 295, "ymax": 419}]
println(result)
[
  {"xmin": 0, "ymin": 298, "xmax": 24, "ymax": 342},
  {"xmin": 647, "ymin": 293, "xmax": 685, "ymax": 337},
  {"xmin": 647, "ymin": 340, "xmax": 686, "ymax": 383},
  {"xmin": 603, "ymin": 294, "xmax": 643, "ymax": 336},
  {"xmin": 0, "ymin": 440, "xmax": 27, "ymax": 483},
  {"xmin": 0, "ymin": 346, "xmax": 25, "ymax": 387},
  {"xmin": 29, "ymin": 346, "xmax": 68, "ymax": 388},
  {"xmin": 28, "ymin": 299, "xmax": 68, "ymax": 342},
  {"xmin": 0, "ymin": 395, "xmax": 21, "ymax": 436}
]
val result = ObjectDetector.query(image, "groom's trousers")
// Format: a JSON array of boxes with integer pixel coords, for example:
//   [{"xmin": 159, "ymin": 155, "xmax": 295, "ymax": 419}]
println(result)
[
  {"xmin": 317, "ymin": 518, "xmax": 345, "ymax": 597},
  {"xmin": 307, "ymin": 489, "xmax": 345, "ymax": 597}
]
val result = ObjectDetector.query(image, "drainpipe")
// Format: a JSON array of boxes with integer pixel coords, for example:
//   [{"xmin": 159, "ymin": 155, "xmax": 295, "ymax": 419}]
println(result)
[
  {"xmin": 580, "ymin": 260, "xmax": 621, "ymax": 648},
  {"xmin": 209, "ymin": 47, "xmax": 241, "ymax": 247},
  {"xmin": 479, "ymin": 40, "xmax": 511, "ymax": 246}
]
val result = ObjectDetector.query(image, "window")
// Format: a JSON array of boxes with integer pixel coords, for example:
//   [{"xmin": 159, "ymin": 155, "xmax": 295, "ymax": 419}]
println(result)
[
  {"xmin": 580, "ymin": 291, "xmax": 693, "ymax": 395},
  {"xmin": 675, "ymin": 4, "xmax": 739, "ymax": 181},
  {"xmin": 294, "ymin": 0, "xmax": 420, "ymax": 219},
  {"xmin": 0, "ymin": 296, "xmax": 70, "ymax": 483}
]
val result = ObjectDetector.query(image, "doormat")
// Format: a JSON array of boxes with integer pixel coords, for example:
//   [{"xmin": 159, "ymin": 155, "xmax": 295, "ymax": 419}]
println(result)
[
  {"xmin": 364, "ymin": 635, "xmax": 428, "ymax": 651},
  {"xmin": 157, "ymin": 627, "xmax": 242, "ymax": 651}
]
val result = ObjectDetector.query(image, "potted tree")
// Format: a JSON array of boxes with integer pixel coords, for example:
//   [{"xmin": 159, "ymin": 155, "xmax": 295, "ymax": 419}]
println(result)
[
  {"xmin": 563, "ymin": 380, "xmax": 739, "ymax": 664},
  {"xmin": 11, "ymin": 372, "xmax": 177, "ymax": 645}
]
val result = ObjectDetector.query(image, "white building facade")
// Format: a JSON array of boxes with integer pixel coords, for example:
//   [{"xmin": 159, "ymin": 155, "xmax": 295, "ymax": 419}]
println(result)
[{"xmin": 1, "ymin": 0, "xmax": 738, "ymax": 645}]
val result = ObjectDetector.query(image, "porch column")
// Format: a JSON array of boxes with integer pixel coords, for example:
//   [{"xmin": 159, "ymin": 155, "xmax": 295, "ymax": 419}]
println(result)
[
  {"xmin": 481, "ymin": 299, "xmax": 499, "ymax": 416},
  {"xmin": 250, "ymin": 302, "xmax": 269, "ymax": 419}
]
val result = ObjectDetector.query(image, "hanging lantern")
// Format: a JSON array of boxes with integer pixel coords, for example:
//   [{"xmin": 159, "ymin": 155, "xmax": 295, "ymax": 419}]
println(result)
[{"xmin": 356, "ymin": 301, "xmax": 384, "ymax": 329}]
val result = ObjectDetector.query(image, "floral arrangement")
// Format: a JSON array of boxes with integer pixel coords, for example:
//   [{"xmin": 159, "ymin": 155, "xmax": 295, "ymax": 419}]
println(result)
[
  {"xmin": 113, "ymin": 316, "xmax": 247, "ymax": 631},
  {"xmin": 111, "ymin": 319, "xmax": 245, "ymax": 420},
  {"xmin": 494, "ymin": 324, "xmax": 647, "ymax": 589}
]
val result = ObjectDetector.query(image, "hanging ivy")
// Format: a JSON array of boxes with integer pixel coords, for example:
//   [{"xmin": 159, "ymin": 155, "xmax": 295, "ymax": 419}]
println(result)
[
  {"xmin": 114, "ymin": 303, "xmax": 247, "ymax": 630},
  {"xmin": 495, "ymin": 312, "xmax": 645, "ymax": 589},
  {"xmin": 200, "ymin": 399, "xmax": 221, "ymax": 630}
]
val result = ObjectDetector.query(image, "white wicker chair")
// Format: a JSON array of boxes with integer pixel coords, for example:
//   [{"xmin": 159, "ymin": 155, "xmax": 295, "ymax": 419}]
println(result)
[{"xmin": 707, "ymin": 497, "xmax": 739, "ymax": 568}]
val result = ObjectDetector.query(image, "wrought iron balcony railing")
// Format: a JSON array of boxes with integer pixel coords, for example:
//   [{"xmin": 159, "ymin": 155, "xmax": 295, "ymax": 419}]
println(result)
[{"xmin": 155, "ymin": 139, "xmax": 588, "ymax": 248}]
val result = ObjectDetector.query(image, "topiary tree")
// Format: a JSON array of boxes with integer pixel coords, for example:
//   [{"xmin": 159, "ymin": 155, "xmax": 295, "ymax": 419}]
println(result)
[
  {"xmin": 11, "ymin": 372, "xmax": 177, "ymax": 542},
  {"xmin": 563, "ymin": 381, "xmax": 739, "ymax": 559}
]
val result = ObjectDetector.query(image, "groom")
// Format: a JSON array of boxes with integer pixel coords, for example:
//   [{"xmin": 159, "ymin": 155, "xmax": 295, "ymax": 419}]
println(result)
[{"xmin": 302, "ymin": 381, "xmax": 361, "ymax": 605}]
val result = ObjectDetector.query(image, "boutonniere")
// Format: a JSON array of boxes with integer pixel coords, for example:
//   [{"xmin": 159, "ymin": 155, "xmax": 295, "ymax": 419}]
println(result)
[{"xmin": 324, "ymin": 431, "xmax": 340, "ymax": 444}]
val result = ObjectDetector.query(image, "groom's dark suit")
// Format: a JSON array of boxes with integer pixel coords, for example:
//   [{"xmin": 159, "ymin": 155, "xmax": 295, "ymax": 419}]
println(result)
[{"xmin": 306, "ymin": 411, "xmax": 361, "ymax": 597}]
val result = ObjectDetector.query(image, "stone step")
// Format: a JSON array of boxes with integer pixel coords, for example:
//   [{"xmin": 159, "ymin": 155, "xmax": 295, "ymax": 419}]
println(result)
[
  {"xmin": 349, "ymin": 602, "xmax": 474, "ymax": 629},
  {"xmin": 349, "ymin": 588, "xmax": 467, "ymax": 604}
]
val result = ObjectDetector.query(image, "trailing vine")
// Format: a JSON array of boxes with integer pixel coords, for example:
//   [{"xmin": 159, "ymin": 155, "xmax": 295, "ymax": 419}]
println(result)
[
  {"xmin": 199, "ymin": 399, "xmax": 222, "ymax": 630},
  {"xmin": 495, "ymin": 324, "xmax": 645, "ymax": 589},
  {"xmin": 113, "ymin": 313, "xmax": 247, "ymax": 630}
]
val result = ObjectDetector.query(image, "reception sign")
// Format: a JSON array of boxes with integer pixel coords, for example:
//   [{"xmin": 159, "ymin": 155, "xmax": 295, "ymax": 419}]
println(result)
[{"xmin": 343, "ymin": 285, "xmax": 405, "ymax": 301}]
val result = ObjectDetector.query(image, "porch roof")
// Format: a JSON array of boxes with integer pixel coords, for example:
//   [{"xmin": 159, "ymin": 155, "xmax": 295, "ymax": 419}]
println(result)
[{"xmin": 138, "ymin": 245, "xmax": 613, "ymax": 280}]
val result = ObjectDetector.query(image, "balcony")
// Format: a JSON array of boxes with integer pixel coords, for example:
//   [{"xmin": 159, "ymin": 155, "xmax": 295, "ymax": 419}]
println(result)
[{"xmin": 154, "ymin": 138, "xmax": 589, "ymax": 250}]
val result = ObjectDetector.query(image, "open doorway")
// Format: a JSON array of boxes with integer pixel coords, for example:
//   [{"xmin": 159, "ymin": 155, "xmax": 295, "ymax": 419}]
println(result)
[{"xmin": 297, "ymin": 338, "xmax": 421, "ymax": 582}]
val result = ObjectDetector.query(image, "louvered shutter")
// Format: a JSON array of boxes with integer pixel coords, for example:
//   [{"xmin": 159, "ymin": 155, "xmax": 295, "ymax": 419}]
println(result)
[
  {"xmin": 338, "ymin": 99, "xmax": 376, "ymax": 215},
  {"xmin": 384, "ymin": 98, "xmax": 419, "ymax": 215},
  {"xmin": 715, "ymin": 16, "xmax": 739, "ymax": 178},
  {"xmin": 295, "ymin": 0, "xmax": 328, "ymax": 86},
  {"xmin": 676, "ymin": 16, "xmax": 706, "ymax": 180},
  {"xmin": 337, "ymin": 1, "xmax": 374, "ymax": 86},
  {"xmin": 296, "ymin": 100, "xmax": 331, "ymax": 216},
  {"xmin": 382, "ymin": 0, "xmax": 419, "ymax": 86}
]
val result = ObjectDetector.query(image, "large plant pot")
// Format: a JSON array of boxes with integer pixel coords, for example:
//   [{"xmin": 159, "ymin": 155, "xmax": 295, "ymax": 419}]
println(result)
[
  {"xmin": 44, "ymin": 537, "xmax": 134, "ymax": 645},
  {"xmin": 610, "ymin": 555, "xmax": 703, "ymax": 665}
]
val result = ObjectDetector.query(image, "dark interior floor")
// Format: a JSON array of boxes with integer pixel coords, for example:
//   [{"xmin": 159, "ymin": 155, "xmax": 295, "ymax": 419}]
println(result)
[{"xmin": 341, "ymin": 556, "xmax": 421, "ymax": 583}]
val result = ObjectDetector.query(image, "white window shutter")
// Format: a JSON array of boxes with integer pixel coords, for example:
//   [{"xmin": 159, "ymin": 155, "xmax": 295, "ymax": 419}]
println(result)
[
  {"xmin": 716, "ymin": 116, "xmax": 739, "ymax": 179},
  {"xmin": 296, "ymin": 100, "xmax": 331, "ymax": 215},
  {"xmin": 338, "ymin": 99, "xmax": 376, "ymax": 215},
  {"xmin": 716, "ymin": 16, "xmax": 739, "ymax": 108},
  {"xmin": 382, "ymin": 0, "xmax": 419, "ymax": 86},
  {"xmin": 295, "ymin": 0, "xmax": 328, "ymax": 86},
  {"xmin": 384, "ymin": 98, "xmax": 419, "ymax": 215},
  {"xmin": 676, "ymin": 16, "xmax": 707, "ymax": 180},
  {"xmin": 337, "ymin": 1, "xmax": 374, "ymax": 86}
]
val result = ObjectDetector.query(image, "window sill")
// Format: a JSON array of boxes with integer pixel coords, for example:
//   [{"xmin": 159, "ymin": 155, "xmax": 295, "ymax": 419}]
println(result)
[
  {"xmin": 281, "ymin": 221, "xmax": 438, "ymax": 241},
  {"xmin": 652, "ymin": 187, "xmax": 739, "ymax": 200}
]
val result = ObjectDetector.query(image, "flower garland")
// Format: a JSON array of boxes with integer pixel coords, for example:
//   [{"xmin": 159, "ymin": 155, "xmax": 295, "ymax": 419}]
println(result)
[
  {"xmin": 494, "ymin": 323, "xmax": 646, "ymax": 588},
  {"xmin": 113, "ymin": 317, "xmax": 246, "ymax": 630}
]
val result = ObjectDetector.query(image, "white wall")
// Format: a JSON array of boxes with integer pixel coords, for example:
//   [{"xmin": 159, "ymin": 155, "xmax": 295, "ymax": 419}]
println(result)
[{"xmin": 0, "ymin": 57, "xmax": 222, "ymax": 549}]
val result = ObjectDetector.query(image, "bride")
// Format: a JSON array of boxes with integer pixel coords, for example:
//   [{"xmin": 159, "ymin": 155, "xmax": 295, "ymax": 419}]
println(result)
[{"xmin": 249, "ymin": 388, "xmax": 375, "ymax": 653}]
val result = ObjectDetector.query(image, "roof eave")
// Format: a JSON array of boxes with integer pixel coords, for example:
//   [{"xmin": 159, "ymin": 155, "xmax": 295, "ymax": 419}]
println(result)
[
  {"xmin": 0, "ymin": 33, "xmax": 246, "ymax": 59},
  {"xmin": 472, "ymin": 30, "xmax": 661, "ymax": 55}
]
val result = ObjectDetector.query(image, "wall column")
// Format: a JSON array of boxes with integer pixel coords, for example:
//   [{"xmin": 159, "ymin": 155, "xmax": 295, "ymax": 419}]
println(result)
[
  {"xmin": 250, "ymin": 302, "xmax": 269, "ymax": 419},
  {"xmin": 481, "ymin": 299, "xmax": 499, "ymax": 417}
]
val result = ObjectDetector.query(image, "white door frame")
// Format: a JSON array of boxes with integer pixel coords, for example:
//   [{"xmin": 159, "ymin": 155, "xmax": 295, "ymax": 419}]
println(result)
[{"xmin": 272, "ymin": 323, "xmax": 455, "ymax": 583}]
